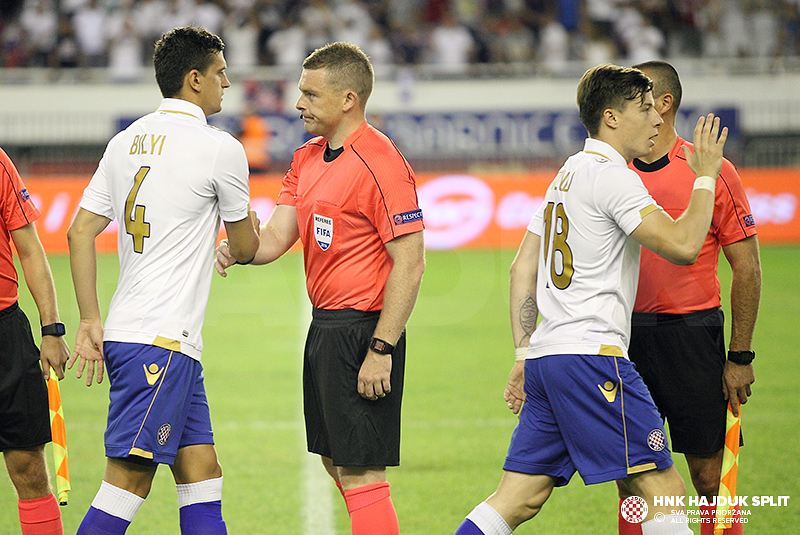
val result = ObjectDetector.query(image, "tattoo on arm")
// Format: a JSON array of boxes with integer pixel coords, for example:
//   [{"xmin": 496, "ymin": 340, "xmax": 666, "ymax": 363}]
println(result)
[{"xmin": 518, "ymin": 295, "xmax": 538, "ymax": 345}]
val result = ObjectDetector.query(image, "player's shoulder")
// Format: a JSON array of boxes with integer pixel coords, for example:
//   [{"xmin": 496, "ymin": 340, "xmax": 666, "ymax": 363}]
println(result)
[{"xmin": 352, "ymin": 123, "xmax": 402, "ymax": 157}]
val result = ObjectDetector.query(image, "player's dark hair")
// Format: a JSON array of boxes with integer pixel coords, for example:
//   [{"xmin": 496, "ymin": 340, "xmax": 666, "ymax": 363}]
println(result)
[
  {"xmin": 576, "ymin": 63, "xmax": 653, "ymax": 137},
  {"xmin": 633, "ymin": 60, "xmax": 683, "ymax": 112},
  {"xmin": 303, "ymin": 42, "xmax": 374, "ymax": 107},
  {"xmin": 153, "ymin": 26, "xmax": 225, "ymax": 98}
]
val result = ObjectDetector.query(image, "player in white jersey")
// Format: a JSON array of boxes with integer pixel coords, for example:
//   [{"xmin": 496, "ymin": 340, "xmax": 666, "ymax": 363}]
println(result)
[
  {"xmin": 66, "ymin": 27, "xmax": 259, "ymax": 535},
  {"xmin": 453, "ymin": 64, "xmax": 728, "ymax": 535}
]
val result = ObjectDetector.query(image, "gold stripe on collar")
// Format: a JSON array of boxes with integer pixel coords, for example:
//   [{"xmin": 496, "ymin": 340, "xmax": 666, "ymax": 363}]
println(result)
[{"xmin": 585, "ymin": 150, "xmax": 611, "ymax": 160}]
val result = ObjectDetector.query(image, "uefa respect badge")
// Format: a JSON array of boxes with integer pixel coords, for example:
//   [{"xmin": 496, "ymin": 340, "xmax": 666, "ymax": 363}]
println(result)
[{"xmin": 621, "ymin": 496, "xmax": 648, "ymax": 523}]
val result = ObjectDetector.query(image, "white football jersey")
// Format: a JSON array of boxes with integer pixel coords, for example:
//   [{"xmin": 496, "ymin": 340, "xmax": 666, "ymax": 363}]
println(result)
[
  {"xmin": 526, "ymin": 138, "xmax": 660, "ymax": 360},
  {"xmin": 80, "ymin": 98, "xmax": 251, "ymax": 360}
]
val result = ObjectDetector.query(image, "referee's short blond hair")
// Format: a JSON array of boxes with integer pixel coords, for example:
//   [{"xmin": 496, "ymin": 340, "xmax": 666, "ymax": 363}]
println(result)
[{"xmin": 303, "ymin": 42, "xmax": 374, "ymax": 108}]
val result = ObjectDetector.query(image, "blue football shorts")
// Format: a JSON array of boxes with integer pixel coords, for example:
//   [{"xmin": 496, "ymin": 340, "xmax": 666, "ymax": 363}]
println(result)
[
  {"xmin": 504, "ymin": 354, "xmax": 673, "ymax": 486},
  {"xmin": 104, "ymin": 341, "xmax": 213, "ymax": 465}
]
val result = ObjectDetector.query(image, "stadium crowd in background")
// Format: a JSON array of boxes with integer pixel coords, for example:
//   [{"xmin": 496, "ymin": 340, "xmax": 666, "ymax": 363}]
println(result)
[{"xmin": 0, "ymin": 0, "xmax": 798, "ymax": 77}]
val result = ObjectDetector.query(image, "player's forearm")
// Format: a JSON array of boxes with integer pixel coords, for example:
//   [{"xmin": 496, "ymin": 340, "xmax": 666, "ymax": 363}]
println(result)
[
  {"xmin": 509, "ymin": 231, "xmax": 540, "ymax": 349},
  {"xmin": 373, "ymin": 235, "xmax": 425, "ymax": 345},
  {"xmin": 67, "ymin": 232, "xmax": 102, "ymax": 321},
  {"xmin": 18, "ymin": 245, "xmax": 61, "ymax": 325},
  {"xmin": 728, "ymin": 256, "xmax": 761, "ymax": 352},
  {"xmin": 509, "ymin": 262, "xmax": 537, "ymax": 349},
  {"xmin": 251, "ymin": 204, "xmax": 299, "ymax": 264}
]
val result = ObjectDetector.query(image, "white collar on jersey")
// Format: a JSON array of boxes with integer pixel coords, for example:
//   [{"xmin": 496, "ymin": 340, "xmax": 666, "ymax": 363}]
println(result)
[
  {"xmin": 583, "ymin": 138, "xmax": 626, "ymax": 165},
  {"xmin": 156, "ymin": 98, "xmax": 207, "ymax": 125}
]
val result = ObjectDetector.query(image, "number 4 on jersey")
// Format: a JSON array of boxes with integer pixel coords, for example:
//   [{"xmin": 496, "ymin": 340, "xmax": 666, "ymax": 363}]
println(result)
[{"xmin": 125, "ymin": 166, "xmax": 151, "ymax": 253}]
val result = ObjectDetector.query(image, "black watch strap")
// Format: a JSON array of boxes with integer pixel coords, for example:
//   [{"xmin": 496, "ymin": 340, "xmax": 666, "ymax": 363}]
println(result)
[
  {"xmin": 41, "ymin": 322, "xmax": 66, "ymax": 337},
  {"xmin": 369, "ymin": 337, "xmax": 395, "ymax": 355},
  {"xmin": 727, "ymin": 350, "xmax": 755, "ymax": 365}
]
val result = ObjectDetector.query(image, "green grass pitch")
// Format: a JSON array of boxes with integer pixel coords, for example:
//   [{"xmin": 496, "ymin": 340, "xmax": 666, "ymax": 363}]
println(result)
[{"xmin": 2, "ymin": 246, "xmax": 798, "ymax": 534}]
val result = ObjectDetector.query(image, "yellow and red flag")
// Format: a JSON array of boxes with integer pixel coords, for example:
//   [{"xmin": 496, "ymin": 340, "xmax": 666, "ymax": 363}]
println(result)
[
  {"xmin": 714, "ymin": 401, "xmax": 741, "ymax": 534},
  {"xmin": 47, "ymin": 370, "xmax": 70, "ymax": 505}
]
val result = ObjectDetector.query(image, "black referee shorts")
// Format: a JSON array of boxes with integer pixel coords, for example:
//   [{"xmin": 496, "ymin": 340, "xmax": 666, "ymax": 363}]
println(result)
[
  {"xmin": 0, "ymin": 302, "xmax": 51, "ymax": 451},
  {"xmin": 629, "ymin": 308, "xmax": 735, "ymax": 455},
  {"xmin": 303, "ymin": 308, "xmax": 405, "ymax": 468}
]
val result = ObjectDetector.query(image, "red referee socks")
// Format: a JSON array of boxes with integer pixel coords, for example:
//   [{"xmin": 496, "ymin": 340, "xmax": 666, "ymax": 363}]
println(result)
[
  {"xmin": 18, "ymin": 493, "xmax": 63, "ymax": 535},
  {"xmin": 700, "ymin": 503, "xmax": 743, "ymax": 535},
  {"xmin": 343, "ymin": 481, "xmax": 398, "ymax": 535}
]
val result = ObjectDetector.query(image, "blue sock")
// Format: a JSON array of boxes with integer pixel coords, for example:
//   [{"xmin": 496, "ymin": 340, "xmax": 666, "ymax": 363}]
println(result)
[
  {"xmin": 76, "ymin": 506, "xmax": 131, "ymax": 535},
  {"xmin": 455, "ymin": 518, "xmax": 486, "ymax": 535},
  {"xmin": 179, "ymin": 501, "xmax": 227, "ymax": 535}
]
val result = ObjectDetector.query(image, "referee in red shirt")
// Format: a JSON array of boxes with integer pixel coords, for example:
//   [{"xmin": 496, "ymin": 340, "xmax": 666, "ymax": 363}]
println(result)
[
  {"xmin": 616, "ymin": 61, "xmax": 761, "ymax": 535},
  {"xmin": 0, "ymin": 147, "xmax": 70, "ymax": 535},
  {"xmin": 216, "ymin": 42, "xmax": 425, "ymax": 535}
]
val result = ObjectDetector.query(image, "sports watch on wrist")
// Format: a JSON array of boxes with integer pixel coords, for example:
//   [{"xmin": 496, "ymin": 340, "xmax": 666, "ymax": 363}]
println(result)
[
  {"xmin": 41, "ymin": 322, "xmax": 66, "ymax": 337},
  {"xmin": 727, "ymin": 350, "xmax": 755, "ymax": 365},
  {"xmin": 369, "ymin": 337, "xmax": 395, "ymax": 355}
]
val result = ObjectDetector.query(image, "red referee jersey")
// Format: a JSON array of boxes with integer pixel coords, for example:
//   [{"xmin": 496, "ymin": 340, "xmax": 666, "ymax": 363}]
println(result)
[
  {"xmin": 278, "ymin": 121, "xmax": 424, "ymax": 311},
  {"xmin": 630, "ymin": 137, "xmax": 757, "ymax": 314},
  {"xmin": 0, "ymin": 147, "xmax": 41, "ymax": 310}
]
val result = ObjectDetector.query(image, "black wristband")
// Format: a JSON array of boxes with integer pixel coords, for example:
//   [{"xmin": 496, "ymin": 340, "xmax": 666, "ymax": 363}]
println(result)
[
  {"xmin": 41, "ymin": 322, "xmax": 66, "ymax": 337},
  {"xmin": 234, "ymin": 256, "xmax": 255, "ymax": 266},
  {"xmin": 369, "ymin": 337, "xmax": 395, "ymax": 355},
  {"xmin": 727, "ymin": 350, "xmax": 755, "ymax": 365}
]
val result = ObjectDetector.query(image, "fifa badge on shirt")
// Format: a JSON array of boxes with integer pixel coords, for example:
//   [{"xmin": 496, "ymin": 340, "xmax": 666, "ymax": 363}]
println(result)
[
  {"xmin": 314, "ymin": 213, "xmax": 333, "ymax": 251},
  {"xmin": 19, "ymin": 188, "xmax": 31, "ymax": 202}
]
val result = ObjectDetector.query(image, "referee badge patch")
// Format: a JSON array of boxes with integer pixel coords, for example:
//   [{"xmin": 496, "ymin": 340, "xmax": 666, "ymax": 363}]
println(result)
[
  {"xmin": 313, "ymin": 213, "xmax": 333, "ymax": 251},
  {"xmin": 647, "ymin": 429, "xmax": 666, "ymax": 452},
  {"xmin": 393, "ymin": 209, "xmax": 423, "ymax": 226},
  {"xmin": 19, "ymin": 188, "xmax": 30, "ymax": 202}
]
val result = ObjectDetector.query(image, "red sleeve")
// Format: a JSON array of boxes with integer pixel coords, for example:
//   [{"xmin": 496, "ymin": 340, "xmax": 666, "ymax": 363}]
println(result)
[
  {"xmin": 714, "ymin": 158, "xmax": 757, "ymax": 246},
  {"xmin": 277, "ymin": 160, "xmax": 299, "ymax": 207},
  {"xmin": 1, "ymin": 148, "xmax": 40, "ymax": 231},
  {"xmin": 359, "ymin": 148, "xmax": 424, "ymax": 244}
]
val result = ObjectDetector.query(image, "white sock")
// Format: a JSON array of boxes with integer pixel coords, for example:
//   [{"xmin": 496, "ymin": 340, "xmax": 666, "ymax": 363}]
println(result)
[
  {"xmin": 91, "ymin": 480, "xmax": 145, "ymax": 522},
  {"xmin": 466, "ymin": 502, "xmax": 512, "ymax": 535},
  {"xmin": 641, "ymin": 513, "xmax": 692, "ymax": 535},
  {"xmin": 177, "ymin": 476, "xmax": 223, "ymax": 508}
]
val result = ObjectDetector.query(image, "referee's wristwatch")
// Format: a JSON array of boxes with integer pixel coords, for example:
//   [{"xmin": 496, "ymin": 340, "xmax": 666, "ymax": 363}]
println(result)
[
  {"xmin": 727, "ymin": 350, "xmax": 755, "ymax": 365},
  {"xmin": 369, "ymin": 337, "xmax": 395, "ymax": 355},
  {"xmin": 41, "ymin": 322, "xmax": 66, "ymax": 337}
]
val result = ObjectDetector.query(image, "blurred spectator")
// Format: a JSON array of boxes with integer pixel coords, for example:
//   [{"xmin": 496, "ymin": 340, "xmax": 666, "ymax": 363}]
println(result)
[
  {"xmin": 73, "ymin": 0, "xmax": 107, "ymax": 67},
  {"xmin": 616, "ymin": 5, "xmax": 665, "ymax": 64},
  {"xmin": 334, "ymin": 0, "xmax": 374, "ymax": 47},
  {"xmin": 254, "ymin": 0, "xmax": 285, "ymax": 64},
  {"xmin": 538, "ymin": 7, "xmax": 569, "ymax": 74},
  {"xmin": 1, "ymin": 23, "xmax": 27, "ymax": 67},
  {"xmin": 107, "ymin": 1, "xmax": 145, "ymax": 82},
  {"xmin": 266, "ymin": 12, "xmax": 307, "ymax": 66},
  {"xmin": 300, "ymin": 0, "xmax": 338, "ymax": 51},
  {"xmin": 489, "ymin": 11, "xmax": 535, "ymax": 64},
  {"xmin": 20, "ymin": 0, "xmax": 58, "ymax": 67},
  {"xmin": 161, "ymin": 0, "xmax": 194, "ymax": 37},
  {"xmin": 194, "ymin": 0, "xmax": 226, "ymax": 36},
  {"xmin": 223, "ymin": 7, "xmax": 260, "ymax": 71},
  {"xmin": 426, "ymin": 8, "xmax": 476, "ymax": 74},
  {"xmin": 54, "ymin": 13, "xmax": 79, "ymax": 69},
  {"xmin": 133, "ymin": 0, "xmax": 167, "ymax": 55}
]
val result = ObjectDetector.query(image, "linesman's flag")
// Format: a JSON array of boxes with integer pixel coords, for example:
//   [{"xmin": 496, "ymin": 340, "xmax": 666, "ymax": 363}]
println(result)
[
  {"xmin": 47, "ymin": 371, "xmax": 71, "ymax": 505},
  {"xmin": 714, "ymin": 401, "xmax": 741, "ymax": 535}
]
